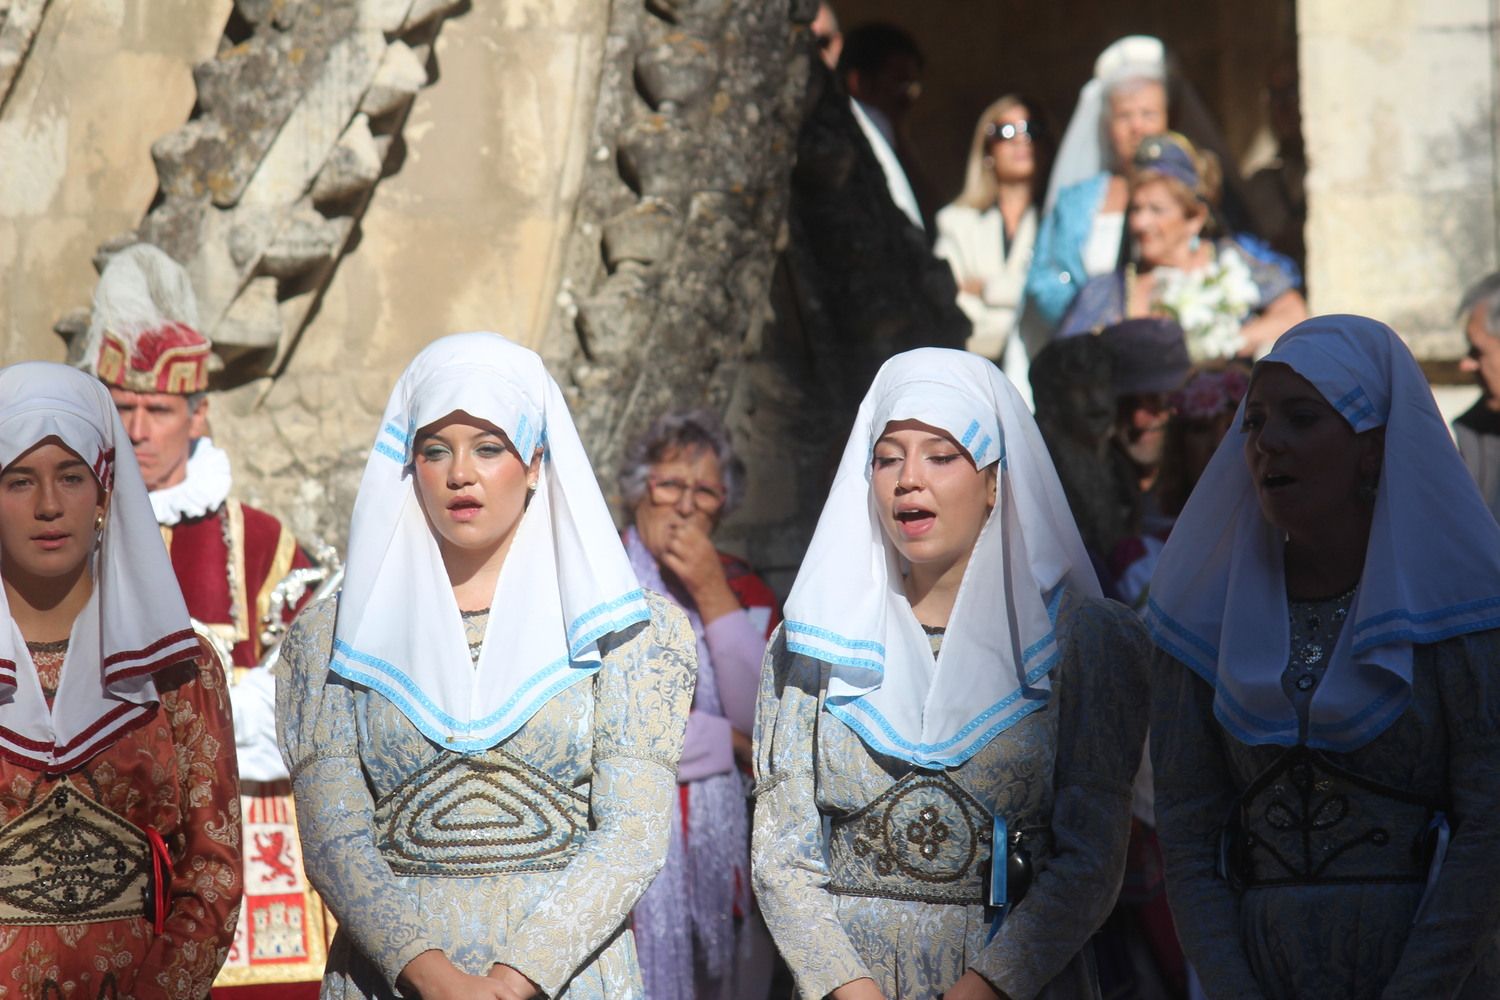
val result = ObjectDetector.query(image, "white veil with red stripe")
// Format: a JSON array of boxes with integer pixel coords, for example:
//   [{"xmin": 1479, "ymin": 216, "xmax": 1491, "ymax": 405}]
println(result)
[{"xmin": 0, "ymin": 362, "xmax": 198, "ymax": 769}]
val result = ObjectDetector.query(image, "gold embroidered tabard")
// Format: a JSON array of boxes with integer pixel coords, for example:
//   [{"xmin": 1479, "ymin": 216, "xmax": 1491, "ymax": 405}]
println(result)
[
  {"xmin": 374, "ymin": 746, "xmax": 589, "ymax": 877},
  {"xmin": 1226, "ymin": 746, "xmax": 1442, "ymax": 890},
  {"xmin": 828, "ymin": 772, "xmax": 997, "ymax": 905},
  {"xmin": 0, "ymin": 783, "xmax": 150, "ymax": 925}
]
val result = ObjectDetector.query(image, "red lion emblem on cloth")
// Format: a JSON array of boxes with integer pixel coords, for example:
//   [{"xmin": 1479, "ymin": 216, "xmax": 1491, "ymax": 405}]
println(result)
[{"xmin": 253, "ymin": 831, "xmax": 298, "ymax": 885}]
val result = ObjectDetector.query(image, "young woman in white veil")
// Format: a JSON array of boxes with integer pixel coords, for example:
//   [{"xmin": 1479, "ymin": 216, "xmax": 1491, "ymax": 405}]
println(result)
[
  {"xmin": 752, "ymin": 348, "xmax": 1151, "ymax": 1000},
  {"xmin": 0, "ymin": 362, "xmax": 241, "ymax": 997},
  {"xmin": 277, "ymin": 332, "xmax": 696, "ymax": 999}
]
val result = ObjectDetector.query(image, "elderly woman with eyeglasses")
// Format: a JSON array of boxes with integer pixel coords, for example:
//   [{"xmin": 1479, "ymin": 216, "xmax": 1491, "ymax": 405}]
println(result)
[
  {"xmin": 618, "ymin": 409, "xmax": 781, "ymax": 1000},
  {"xmin": 935, "ymin": 94, "xmax": 1049, "ymax": 406}
]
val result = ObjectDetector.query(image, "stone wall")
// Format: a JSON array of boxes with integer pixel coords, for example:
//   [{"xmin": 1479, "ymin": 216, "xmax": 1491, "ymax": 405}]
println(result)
[
  {"xmin": 1298, "ymin": 0, "xmax": 1498, "ymax": 359},
  {"xmin": 212, "ymin": 0, "xmax": 612, "ymax": 546},
  {"xmin": 0, "ymin": 0, "xmax": 228, "ymax": 364}
]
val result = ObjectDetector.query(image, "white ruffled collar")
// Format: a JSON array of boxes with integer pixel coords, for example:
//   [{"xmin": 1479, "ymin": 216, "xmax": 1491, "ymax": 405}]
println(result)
[{"xmin": 150, "ymin": 437, "xmax": 233, "ymax": 526}]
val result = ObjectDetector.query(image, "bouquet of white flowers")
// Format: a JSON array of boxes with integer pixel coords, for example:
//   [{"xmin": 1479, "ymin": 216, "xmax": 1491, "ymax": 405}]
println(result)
[{"xmin": 1152, "ymin": 246, "xmax": 1260, "ymax": 361}]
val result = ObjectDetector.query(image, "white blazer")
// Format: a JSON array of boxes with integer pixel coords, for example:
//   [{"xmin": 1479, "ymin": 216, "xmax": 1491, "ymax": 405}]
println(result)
[{"xmin": 934, "ymin": 202, "xmax": 1039, "ymax": 407}]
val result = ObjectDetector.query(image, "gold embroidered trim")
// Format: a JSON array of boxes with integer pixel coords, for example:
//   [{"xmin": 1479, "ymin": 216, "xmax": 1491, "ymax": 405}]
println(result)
[
  {"xmin": 375, "ymin": 747, "xmax": 589, "ymax": 877},
  {"xmin": 0, "ymin": 783, "xmax": 150, "ymax": 925},
  {"xmin": 255, "ymin": 522, "xmax": 298, "ymax": 661},
  {"xmin": 827, "ymin": 772, "xmax": 995, "ymax": 905},
  {"xmin": 227, "ymin": 500, "xmax": 251, "ymax": 645}
]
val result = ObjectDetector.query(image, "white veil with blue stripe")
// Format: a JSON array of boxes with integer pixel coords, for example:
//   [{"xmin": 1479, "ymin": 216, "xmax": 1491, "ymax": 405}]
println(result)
[
  {"xmin": 783, "ymin": 348, "xmax": 1098, "ymax": 769},
  {"xmin": 332, "ymin": 332, "xmax": 648, "ymax": 752},
  {"xmin": 1146, "ymin": 315, "xmax": 1500, "ymax": 750}
]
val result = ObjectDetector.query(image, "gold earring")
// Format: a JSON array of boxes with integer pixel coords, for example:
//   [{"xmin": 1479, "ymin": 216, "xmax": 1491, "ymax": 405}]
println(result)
[{"xmin": 95, "ymin": 512, "xmax": 105, "ymax": 532}]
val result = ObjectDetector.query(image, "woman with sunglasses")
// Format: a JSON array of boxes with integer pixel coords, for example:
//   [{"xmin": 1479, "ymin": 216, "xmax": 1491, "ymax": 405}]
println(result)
[
  {"xmin": 277, "ymin": 333, "xmax": 697, "ymax": 999},
  {"xmin": 753, "ymin": 348, "xmax": 1150, "ymax": 1000},
  {"xmin": 619, "ymin": 409, "xmax": 780, "ymax": 1000},
  {"xmin": 935, "ymin": 95, "xmax": 1048, "ymax": 405}
]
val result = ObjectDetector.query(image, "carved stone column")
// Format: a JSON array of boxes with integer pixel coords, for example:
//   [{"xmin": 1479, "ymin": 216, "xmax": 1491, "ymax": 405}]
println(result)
[
  {"xmin": 60, "ymin": 0, "xmax": 466, "ymax": 380},
  {"xmin": 547, "ymin": 0, "xmax": 814, "ymax": 482}
]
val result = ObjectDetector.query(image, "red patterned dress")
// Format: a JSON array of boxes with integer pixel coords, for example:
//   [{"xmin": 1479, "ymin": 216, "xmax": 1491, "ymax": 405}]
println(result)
[{"xmin": 0, "ymin": 639, "xmax": 242, "ymax": 999}]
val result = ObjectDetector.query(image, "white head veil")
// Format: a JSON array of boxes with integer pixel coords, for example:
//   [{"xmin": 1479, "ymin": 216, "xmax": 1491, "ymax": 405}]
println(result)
[
  {"xmin": 783, "ymin": 348, "xmax": 1098, "ymax": 769},
  {"xmin": 1146, "ymin": 315, "xmax": 1500, "ymax": 750},
  {"xmin": 332, "ymin": 332, "xmax": 649, "ymax": 752},
  {"xmin": 0, "ymin": 363, "xmax": 198, "ymax": 769},
  {"xmin": 1044, "ymin": 35, "xmax": 1243, "ymax": 218},
  {"xmin": 1044, "ymin": 35, "xmax": 1166, "ymax": 214}
]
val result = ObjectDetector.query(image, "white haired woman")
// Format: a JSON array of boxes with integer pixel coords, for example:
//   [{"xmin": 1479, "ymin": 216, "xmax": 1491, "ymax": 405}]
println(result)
[
  {"xmin": 1149, "ymin": 315, "xmax": 1500, "ymax": 998},
  {"xmin": 0, "ymin": 362, "xmax": 241, "ymax": 997},
  {"xmin": 276, "ymin": 333, "xmax": 696, "ymax": 999},
  {"xmin": 1026, "ymin": 36, "xmax": 1171, "ymax": 331},
  {"xmin": 620, "ymin": 409, "xmax": 780, "ymax": 1000},
  {"xmin": 752, "ymin": 348, "xmax": 1150, "ymax": 1000}
]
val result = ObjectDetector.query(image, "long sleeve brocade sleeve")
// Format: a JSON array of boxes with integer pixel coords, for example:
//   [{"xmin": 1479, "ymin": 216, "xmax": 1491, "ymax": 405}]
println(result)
[
  {"xmin": 1382, "ymin": 630, "xmax": 1500, "ymax": 999},
  {"xmin": 1150, "ymin": 648, "xmax": 1268, "ymax": 1000},
  {"xmin": 131, "ymin": 645, "xmax": 244, "ymax": 998},
  {"xmin": 276, "ymin": 600, "xmax": 435, "ymax": 991},
  {"xmin": 495, "ymin": 599, "xmax": 697, "ymax": 996},
  {"xmin": 971, "ymin": 598, "xmax": 1150, "ymax": 998},
  {"xmin": 751, "ymin": 630, "xmax": 872, "ymax": 999}
]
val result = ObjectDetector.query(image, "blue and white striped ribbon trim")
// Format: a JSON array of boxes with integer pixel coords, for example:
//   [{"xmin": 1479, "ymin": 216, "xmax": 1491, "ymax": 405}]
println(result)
[
  {"xmin": 566, "ymin": 589, "xmax": 650, "ymax": 657},
  {"xmin": 330, "ymin": 639, "xmax": 596, "ymax": 752},
  {"xmin": 374, "ymin": 421, "xmax": 413, "ymax": 463},
  {"xmin": 1330, "ymin": 385, "xmax": 1377, "ymax": 429}
]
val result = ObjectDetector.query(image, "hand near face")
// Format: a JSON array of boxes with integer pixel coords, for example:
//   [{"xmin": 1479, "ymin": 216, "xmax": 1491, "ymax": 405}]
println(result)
[
  {"xmin": 659, "ymin": 521, "xmax": 740, "ymax": 623},
  {"xmin": 633, "ymin": 445, "xmax": 742, "ymax": 623}
]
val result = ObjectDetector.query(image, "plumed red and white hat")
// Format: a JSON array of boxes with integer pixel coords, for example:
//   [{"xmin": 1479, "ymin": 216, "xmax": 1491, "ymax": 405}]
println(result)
[{"xmin": 79, "ymin": 244, "xmax": 210, "ymax": 395}]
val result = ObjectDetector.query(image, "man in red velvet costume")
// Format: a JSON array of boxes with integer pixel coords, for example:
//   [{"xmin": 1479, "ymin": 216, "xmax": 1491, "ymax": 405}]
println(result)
[{"xmin": 80, "ymin": 244, "xmax": 327, "ymax": 1000}]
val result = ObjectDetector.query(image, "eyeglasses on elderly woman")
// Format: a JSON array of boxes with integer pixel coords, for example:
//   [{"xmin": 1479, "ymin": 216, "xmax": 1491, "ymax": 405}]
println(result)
[{"xmin": 646, "ymin": 475, "xmax": 726, "ymax": 514}]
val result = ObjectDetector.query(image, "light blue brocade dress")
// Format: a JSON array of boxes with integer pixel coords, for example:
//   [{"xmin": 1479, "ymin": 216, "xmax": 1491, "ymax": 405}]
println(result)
[
  {"xmin": 275, "ymin": 592, "xmax": 697, "ymax": 999},
  {"xmin": 752, "ymin": 595, "xmax": 1150, "ymax": 1000}
]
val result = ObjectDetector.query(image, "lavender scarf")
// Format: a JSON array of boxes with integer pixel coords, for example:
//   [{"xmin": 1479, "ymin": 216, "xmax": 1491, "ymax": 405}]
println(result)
[{"xmin": 626, "ymin": 528, "xmax": 750, "ymax": 1000}]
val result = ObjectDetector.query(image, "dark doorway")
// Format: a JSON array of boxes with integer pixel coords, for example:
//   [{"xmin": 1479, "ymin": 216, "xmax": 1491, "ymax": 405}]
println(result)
[{"xmin": 830, "ymin": 0, "xmax": 1301, "ymax": 262}]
